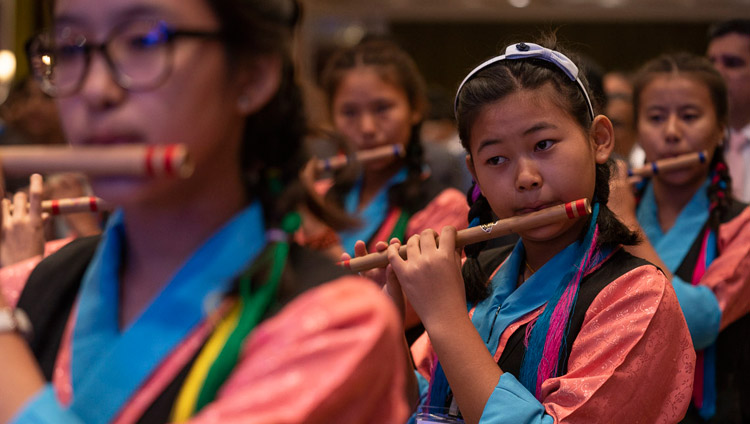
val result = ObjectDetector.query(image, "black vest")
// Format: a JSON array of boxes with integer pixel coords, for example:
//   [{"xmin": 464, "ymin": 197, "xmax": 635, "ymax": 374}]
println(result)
[
  {"xmin": 477, "ymin": 245, "xmax": 651, "ymax": 378},
  {"xmin": 673, "ymin": 201, "xmax": 750, "ymax": 424}
]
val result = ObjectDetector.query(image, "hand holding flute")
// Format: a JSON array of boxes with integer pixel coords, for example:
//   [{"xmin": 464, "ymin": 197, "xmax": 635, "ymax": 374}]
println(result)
[
  {"xmin": 340, "ymin": 198, "xmax": 591, "ymax": 272},
  {"xmin": 1, "ymin": 174, "xmax": 46, "ymax": 267}
]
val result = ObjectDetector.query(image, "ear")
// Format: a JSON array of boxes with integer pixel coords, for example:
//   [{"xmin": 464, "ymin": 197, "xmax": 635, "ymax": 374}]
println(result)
[
  {"xmin": 235, "ymin": 55, "xmax": 283, "ymax": 116},
  {"xmin": 590, "ymin": 115, "xmax": 615, "ymax": 165},
  {"xmin": 410, "ymin": 109, "xmax": 423, "ymax": 126}
]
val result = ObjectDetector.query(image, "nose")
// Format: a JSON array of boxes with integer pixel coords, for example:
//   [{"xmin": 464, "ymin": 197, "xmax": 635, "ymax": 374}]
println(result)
[
  {"xmin": 515, "ymin": 157, "xmax": 542, "ymax": 192},
  {"xmin": 664, "ymin": 114, "xmax": 681, "ymax": 144},
  {"xmin": 358, "ymin": 112, "xmax": 377, "ymax": 138},
  {"xmin": 78, "ymin": 50, "xmax": 126, "ymax": 110}
]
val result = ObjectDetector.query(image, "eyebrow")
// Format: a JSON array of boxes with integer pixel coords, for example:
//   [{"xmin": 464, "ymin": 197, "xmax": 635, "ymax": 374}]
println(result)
[
  {"xmin": 475, "ymin": 122, "xmax": 558, "ymax": 154},
  {"xmin": 55, "ymin": 4, "xmax": 174, "ymax": 30},
  {"xmin": 522, "ymin": 122, "xmax": 558, "ymax": 136}
]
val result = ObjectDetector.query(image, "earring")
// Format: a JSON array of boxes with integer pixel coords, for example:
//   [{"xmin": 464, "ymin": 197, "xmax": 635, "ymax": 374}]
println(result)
[{"xmin": 237, "ymin": 93, "xmax": 253, "ymax": 114}]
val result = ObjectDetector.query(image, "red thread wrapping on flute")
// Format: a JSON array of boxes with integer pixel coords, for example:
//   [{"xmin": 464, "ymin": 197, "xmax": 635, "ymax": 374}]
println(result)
[
  {"xmin": 340, "ymin": 260, "xmax": 351, "ymax": 269},
  {"xmin": 51, "ymin": 200, "xmax": 60, "ymax": 216},
  {"xmin": 164, "ymin": 144, "xmax": 176, "ymax": 177},
  {"xmin": 145, "ymin": 146, "xmax": 156, "ymax": 177},
  {"xmin": 575, "ymin": 199, "xmax": 587, "ymax": 217},
  {"xmin": 89, "ymin": 197, "xmax": 98, "ymax": 212},
  {"xmin": 565, "ymin": 202, "xmax": 575, "ymax": 219}
]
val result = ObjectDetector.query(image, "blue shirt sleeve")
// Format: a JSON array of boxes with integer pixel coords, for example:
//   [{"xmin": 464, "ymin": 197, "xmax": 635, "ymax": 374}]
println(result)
[
  {"xmin": 11, "ymin": 385, "xmax": 84, "ymax": 424},
  {"xmin": 671, "ymin": 275, "xmax": 721, "ymax": 350},
  {"xmin": 479, "ymin": 373, "xmax": 555, "ymax": 424}
]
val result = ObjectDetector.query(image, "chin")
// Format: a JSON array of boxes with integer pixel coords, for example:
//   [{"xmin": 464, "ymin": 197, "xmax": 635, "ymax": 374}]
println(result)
[
  {"xmin": 655, "ymin": 169, "xmax": 705, "ymax": 188},
  {"xmin": 90, "ymin": 177, "xmax": 157, "ymax": 207},
  {"xmin": 520, "ymin": 219, "xmax": 586, "ymax": 248},
  {"xmin": 519, "ymin": 222, "xmax": 567, "ymax": 243}
]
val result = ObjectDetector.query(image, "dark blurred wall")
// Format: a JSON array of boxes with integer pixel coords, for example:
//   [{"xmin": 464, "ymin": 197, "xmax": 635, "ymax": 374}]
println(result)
[{"xmin": 390, "ymin": 21, "xmax": 710, "ymax": 92}]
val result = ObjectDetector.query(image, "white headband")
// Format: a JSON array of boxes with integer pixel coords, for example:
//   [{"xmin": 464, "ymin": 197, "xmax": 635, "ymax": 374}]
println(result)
[{"xmin": 454, "ymin": 42, "xmax": 595, "ymax": 121}]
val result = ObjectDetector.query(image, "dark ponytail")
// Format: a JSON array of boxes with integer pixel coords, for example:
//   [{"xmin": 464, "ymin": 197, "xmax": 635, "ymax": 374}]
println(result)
[{"xmin": 462, "ymin": 182, "xmax": 495, "ymax": 304}]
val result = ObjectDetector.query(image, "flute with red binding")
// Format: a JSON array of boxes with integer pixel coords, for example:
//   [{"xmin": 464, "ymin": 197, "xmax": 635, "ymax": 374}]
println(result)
[
  {"xmin": 8, "ymin": 196, "xmax": 111, "ymax": 215},
  {"xmin": 628, "ymin": 150, "xmax": 708, "ymax": 179},
  {"xmin": 0, "ymin": 144, "xmax": 194, "ymax": 178},
  {"xmin": 339, "ymin": 198, "xmax": 591, "ymax": 272},
  {"xmin": 43, "ymin": 196, "xmax": 111, "ymax": 215},
  {"xmin": 315, "ymin": 144, "xmax": 405, "ymax": 173}
]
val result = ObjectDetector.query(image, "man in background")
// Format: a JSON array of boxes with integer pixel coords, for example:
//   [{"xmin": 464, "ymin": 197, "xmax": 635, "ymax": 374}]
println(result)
[{"xmin": 708, "ymin": 19, "xmax": 750, "ymax": 203}]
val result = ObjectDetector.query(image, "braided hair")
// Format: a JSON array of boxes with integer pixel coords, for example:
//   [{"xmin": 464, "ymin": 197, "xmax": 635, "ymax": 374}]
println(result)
[
  {"xmin": 456, "ymin": 36, "xmax": 639, "ymax": 305},
  {"xmin": 320, "ymin": 38, "xmax": 430, "ymax": 214},
  {"xmin": 632, "ymin": 52, "xmax": 732, "ymax": 230}
]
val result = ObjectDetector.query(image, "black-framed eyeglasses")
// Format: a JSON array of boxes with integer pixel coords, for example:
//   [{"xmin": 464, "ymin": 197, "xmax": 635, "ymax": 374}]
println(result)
[{"xmin": 26, "ymin": 19, "xmax": 221, "ymax": 97}]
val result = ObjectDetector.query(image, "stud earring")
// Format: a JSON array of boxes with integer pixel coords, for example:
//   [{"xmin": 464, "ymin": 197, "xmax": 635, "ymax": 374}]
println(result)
[{"xmin": 237, "ymin": 94, "xmax": 253, "ymax": 114}]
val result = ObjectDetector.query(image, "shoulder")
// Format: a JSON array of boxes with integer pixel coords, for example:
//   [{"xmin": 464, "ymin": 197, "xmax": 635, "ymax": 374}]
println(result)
[
  {"xmin": 26, "ymin": 235, "xmax": 101, "ymax": 283},
  {"xmin": 585, "ymin": 261, "xmax": 679, "ymax": 326},
  {"xmin": 718, "ymin": 202, "xmax": 750, "ymax": 247},
  {"xmin": 214, "ymin": 276, "xmax": 408, "ymax": 420},
  {"xmin": 407, "ymin": 188, "xmax": 469, "ymax": 235},
  {"xmin": 271, "ymin": 276, "xmax": 401, "ymax": 334}
]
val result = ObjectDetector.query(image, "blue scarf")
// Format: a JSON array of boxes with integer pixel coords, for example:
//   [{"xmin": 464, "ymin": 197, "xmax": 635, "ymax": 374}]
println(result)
[
  {"xmin": 637, "ymin": 178, "xmax": 718, "ymax": 419},
  {"xmin": 429, "ymin": 208, "xmax": 607, "ymax": 407},
  {"xmin": 338, "ymin": 168, "xmax": 407, "ymax": 254},
  {"xmin": 70, "ymin": 202, "xmax": 267, "ymax": 423}
]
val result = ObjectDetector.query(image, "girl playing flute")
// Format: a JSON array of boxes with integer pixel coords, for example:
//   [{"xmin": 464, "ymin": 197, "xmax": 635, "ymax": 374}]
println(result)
[
  {"xmin": 610, "ymin": 52, "xmax": 750, "ymax": 423},
  {"xmin": 0, "ymin": 0, "xmax": 409, "ymax": 422},
  {"xmin": 371, "ymin": 38, "xmax": 696, "ymax": 423},
  {"xmin": 307, "ymin": 39, "xmax": 470, "ymax": 344}
]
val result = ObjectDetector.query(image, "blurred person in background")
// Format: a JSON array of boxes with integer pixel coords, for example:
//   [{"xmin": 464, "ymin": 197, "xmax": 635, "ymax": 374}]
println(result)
[{"xmin": 708, "ymin": 19, "xmax": 750, "ymax": 203}]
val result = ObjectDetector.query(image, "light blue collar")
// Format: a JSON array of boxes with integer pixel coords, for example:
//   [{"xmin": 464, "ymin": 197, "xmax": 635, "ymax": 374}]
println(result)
[
  {"xmin": 338, "ymin": 168, "xmax": 408, "ymax": 254},
  {"xmin": 472, "ymin": 227, "xmax": 606, "ymax": 355},
  {"xmin": 70, "ymin": 201, "xmax": 267, "ymax": 423},
  {"xmin": 637, "ymin": 178, "xmax": 710, "ymax": 271}
]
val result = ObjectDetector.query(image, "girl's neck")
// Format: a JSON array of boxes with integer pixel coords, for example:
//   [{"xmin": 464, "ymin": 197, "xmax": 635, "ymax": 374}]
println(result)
[
  {"xmin": 651, "ymin": 175, "xmax": 706, "ymax": 232},
  {"xmin": 117, "ymin": 167, "xmax": 247, "ymax": 327},
  {"xmin": 358, "ymin": 160, "xmax": 404, "ymax": 210},
  {"xmin": 521, "ymin": 219, "xmax": 589, "ymax": 277}
]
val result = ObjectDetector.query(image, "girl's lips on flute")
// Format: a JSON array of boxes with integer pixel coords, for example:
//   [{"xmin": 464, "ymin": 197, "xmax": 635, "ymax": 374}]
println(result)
[
  {"xmin": 515, "ymin": 202, "xmax": 557, "ymax": 215},
  {"xmin": 81, "ymin": 134, "xmax": 144, "ymax": 145},
  {"xmin": 656, "ymin": 150, "xmax": 690, "ymax": 161}
]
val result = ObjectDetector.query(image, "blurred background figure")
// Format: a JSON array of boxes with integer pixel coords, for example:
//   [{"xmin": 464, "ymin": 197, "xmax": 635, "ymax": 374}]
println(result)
[
  {"xmin": 707, "ymin": 19, "xmax": 750, "ymax": 203},
  {"xmin": 421, "ymin": 85, "xmax": 472, "ymax": 192},
  {"xmin": 0, "ymin": 77, "xmax": 67, "ymax": 193},
  {"xmin": 604, "ymin": 71, "xmax": 645, "ymax": 167}
]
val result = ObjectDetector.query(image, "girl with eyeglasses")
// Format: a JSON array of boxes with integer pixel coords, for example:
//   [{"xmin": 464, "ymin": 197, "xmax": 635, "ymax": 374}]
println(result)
[
  {"xmin": 374, "ymin": 37, "xmax": 695, "ymax": 423},
  {"xmin": 609, "ymin": 52, "xmax": 750, "ymax": 423},
  {"xmin": 0, "ymin": 0, "xmax": 409, "ymax": 422}
]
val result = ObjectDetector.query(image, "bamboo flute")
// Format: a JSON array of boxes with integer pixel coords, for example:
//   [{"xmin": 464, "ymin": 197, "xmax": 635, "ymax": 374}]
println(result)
[
  {"xmin": 628, "ymin": 150, "xmax": 708, "ymax": 179},
  {"xmin": 315, "ymin": 144, "xmax": 405, "ymax": 173},
  {"xmin": 340, "ymin": 198, "xmax": 591, "ymax": 272},
  {"xmin": 0, "ymin": 144, "xmax": 193, "ymax": 178},
  {"xmin": 8, "ymin": 196, "xmax": 111, "ymax": 215}
]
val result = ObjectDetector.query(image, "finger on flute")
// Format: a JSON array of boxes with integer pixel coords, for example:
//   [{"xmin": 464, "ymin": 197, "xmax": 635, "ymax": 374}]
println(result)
[
  {"xmin": 0, "ymin": 144, "xmax": 194, "ymax": 178},
  {"xmin": 315, "ymin": 144, "xmax": 405, "ymax": 173},
  {"xmin": 340, "ymin": 198, "xmax": 591, "ymax": 272},
  {"xmin": 9, "ymin": 196, "xmax": 110, "ymax": 215},
  {"xmin": 627, "ymin": 150, "xmax": 708, "ymax": 178}
]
